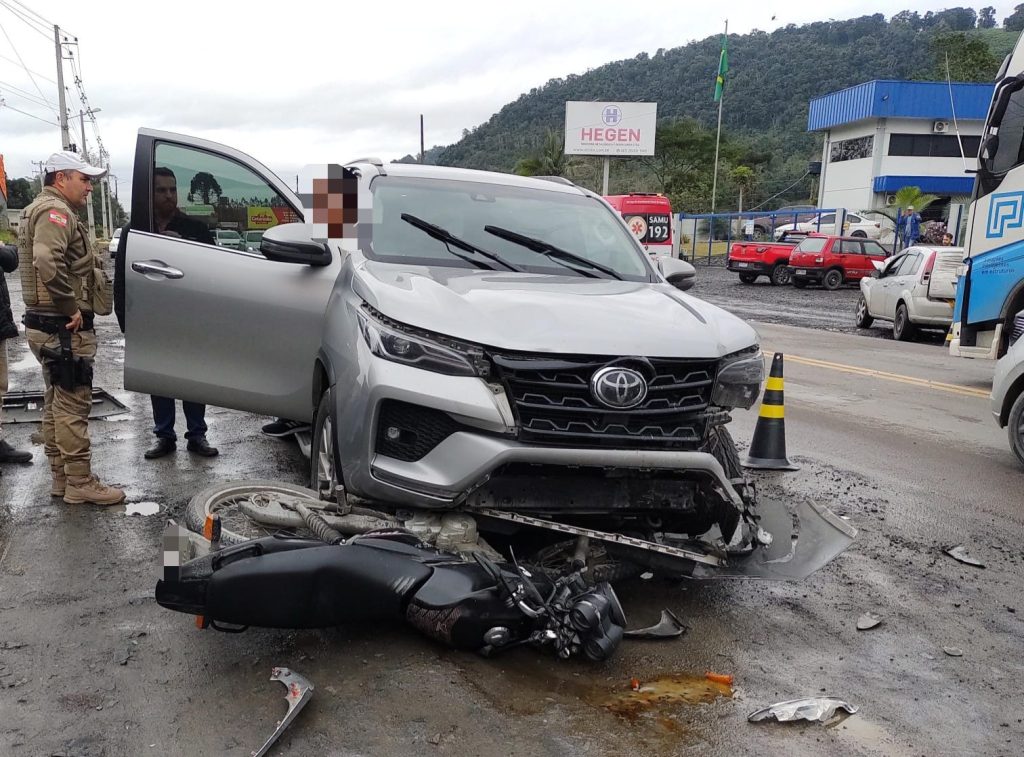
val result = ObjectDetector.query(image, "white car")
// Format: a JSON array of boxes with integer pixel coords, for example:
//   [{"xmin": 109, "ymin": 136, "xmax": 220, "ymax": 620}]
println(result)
[
  {"xmin": 214, "ymin": 229, "xmax": 245, "ymax": 250},
  {"xmin": 108, "ymin": 227, "xmax": 122, "ymax": 258},
  {"xmin": 774, "ymin": 212, "xmax": 890, "ymax": 241},
  {"xmin": 991, "ymin": 311, "xmax": 1024, "ymax": 467},
  {"xmin": 855, "ymin": 245, "xmax": 963, "ymax": 341}
]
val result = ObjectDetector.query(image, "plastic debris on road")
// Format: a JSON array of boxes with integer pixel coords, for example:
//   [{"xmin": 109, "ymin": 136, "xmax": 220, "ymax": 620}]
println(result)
[
  {"xmin": 705, "ymin": 672, "xmax": 734, "ymax": 686},
  {"xmin": 943, "ymin": 646, "xmax": 964, "ymax": 657},
  {"xmin": 748, "ymin": 697, "xmax": 859, "ymax": 724},
  {"xmin": 943, "ymin": 545, "xmax": 985, "ymax": 569},
  {"xmin": 856, "ymin": 611, "xmax": 882, "ymax": 630},
  {"xmin": 623, "ymin": 609, "xmax": 687, "ymax": 639}
]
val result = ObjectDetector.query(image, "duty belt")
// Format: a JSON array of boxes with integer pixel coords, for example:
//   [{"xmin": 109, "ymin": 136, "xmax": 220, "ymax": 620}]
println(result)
[{"xmin": 23, "ymin": 311, "xmax": 95, "ymax": 333}]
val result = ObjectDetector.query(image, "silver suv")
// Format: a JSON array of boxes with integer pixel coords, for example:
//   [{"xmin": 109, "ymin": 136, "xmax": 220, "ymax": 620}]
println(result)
[{"xmin": 121, "ymin": 130, "xmax": 850, "ymax": 577}]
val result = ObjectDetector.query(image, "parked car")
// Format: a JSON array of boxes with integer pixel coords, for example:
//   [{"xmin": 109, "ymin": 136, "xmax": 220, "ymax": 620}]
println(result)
[
  {"xmin": 774, "ymin": 212, "xmax": 889, "ymax": 241},
  {"xmin": 118, "ymin": 128, "xmax": 806, "ymax": 578},
  {"xmin": 855, "ymin": 245, "xmax": 963, "ymax": 341},
  {"xmin": 108, "ymin": 227, "xmax": 122, "ymax": 258},
  {"xmin": 991, "ymin": 311, "xmax": 1024, "ymax": 467},
  {"xmin": 214, "ymin": 229, "xmax": 244, "ymax": 250},
  {"xmin": 726, "ymin": 230, "xmax": 809, "ymax": 285},
  {"xmin": 788, "ymin": 235, "xmax": 889, "ymax": 290},
  {"xmin": 243, "ymin": 230, "xmax": 265, "ymax": 251},
  {"xmin": 749, "ymin": 205, "xmax": 818, "ymax": 237}
]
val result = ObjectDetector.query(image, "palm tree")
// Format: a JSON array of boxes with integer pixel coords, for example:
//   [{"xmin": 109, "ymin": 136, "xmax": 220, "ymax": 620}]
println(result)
[
  {"xmin": 892, "ymin": 185, "xmax": 938, "ymax": 214},
  {"xmin": 514, "ymin": 130, "xmax": 574, "ymax": 177},
  {"xmin": 729, "ymin": 165, "xmax": 756, "ymax": 212}
]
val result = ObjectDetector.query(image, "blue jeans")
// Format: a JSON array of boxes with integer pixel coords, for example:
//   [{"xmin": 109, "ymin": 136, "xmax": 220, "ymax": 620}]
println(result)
[{"xmin": 151, "ymin": 396, "xmax": 207, "ymax": 441}]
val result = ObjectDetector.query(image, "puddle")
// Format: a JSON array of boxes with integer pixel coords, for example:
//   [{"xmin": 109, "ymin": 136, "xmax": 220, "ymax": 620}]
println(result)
[
  {"xmin": 124, "ymin": 502, "xmax": 161, "ymax": 516},
  {"xmin": 598, "ymin": 674, "xmax": 733, "ymax": 721}
]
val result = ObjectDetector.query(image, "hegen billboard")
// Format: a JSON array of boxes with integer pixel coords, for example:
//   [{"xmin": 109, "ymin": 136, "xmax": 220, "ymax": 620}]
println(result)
[{"xmin": 564, "ymin": 102, "xmax": 657, "ymax": 156}]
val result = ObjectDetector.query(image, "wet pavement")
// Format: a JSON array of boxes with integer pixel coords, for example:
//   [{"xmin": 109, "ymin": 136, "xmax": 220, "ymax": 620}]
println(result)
[{"xmin": 2, "ymin": 277, "xmax": 1023, "ymax": 756}]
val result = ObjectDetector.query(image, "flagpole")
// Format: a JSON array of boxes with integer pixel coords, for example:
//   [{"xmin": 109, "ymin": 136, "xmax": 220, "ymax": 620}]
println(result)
[{"xmin": 711, "ymin": 19, "xmax": 727, "ymax": 214}]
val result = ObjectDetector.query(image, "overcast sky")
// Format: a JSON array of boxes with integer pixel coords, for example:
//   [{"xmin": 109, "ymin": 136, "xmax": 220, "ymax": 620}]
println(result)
[{"xmin": 1, "ymin": 1, "xmax": 1019, "ymax": 206}]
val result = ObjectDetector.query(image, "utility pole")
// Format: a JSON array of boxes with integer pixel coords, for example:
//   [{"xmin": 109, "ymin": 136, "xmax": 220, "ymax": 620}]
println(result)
[
  {"xmin": 53, "ymin": 26, "xmax": 70, "ymax": 150},
  {"xmin": 78, "ymin": 109, "xmax": 96, "ymax": 242},
  {"xmin": 419, "ymin": 114, "xmax": 425, "ymax": 164}
]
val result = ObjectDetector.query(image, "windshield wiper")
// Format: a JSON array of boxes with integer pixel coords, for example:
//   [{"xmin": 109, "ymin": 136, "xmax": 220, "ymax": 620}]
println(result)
[
  {"xmin": 483, "ymin": 225, "xmax": 623, "ymax": 280},
  {"xmin": 401, "ymin": 214, "xmax": 522, "ymax": 272}
]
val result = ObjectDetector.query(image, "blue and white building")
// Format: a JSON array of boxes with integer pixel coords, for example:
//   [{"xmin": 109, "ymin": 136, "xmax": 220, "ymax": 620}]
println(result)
[{"xmin": 809, "ymin": 80, "xmax": 994, "ymax": 216}]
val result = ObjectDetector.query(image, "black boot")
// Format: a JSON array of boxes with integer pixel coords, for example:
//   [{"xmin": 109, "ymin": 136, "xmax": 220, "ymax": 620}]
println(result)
[
  {"xmin": 186, "ymin": 436, "xmax": 219, "ymax": 457},
  {"xmin": 0, "ymin": 440, "xmax": 32, "ymax": 464},
  {"xmin": 144, "ymin": 438, "xmax": 177, "ymax": 459}
]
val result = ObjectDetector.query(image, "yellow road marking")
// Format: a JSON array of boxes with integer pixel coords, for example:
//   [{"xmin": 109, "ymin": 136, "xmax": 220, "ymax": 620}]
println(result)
[
  {"xmin": 765, "ymin": 376, "xmax": 785, "ymax": 391},
  {"xmin": 758, "ymin": 405, "xmax": 785, "ymax": 418},
  {"xmin": 764, "ymin": 352, "xmax": 990, "ymax": 399}
]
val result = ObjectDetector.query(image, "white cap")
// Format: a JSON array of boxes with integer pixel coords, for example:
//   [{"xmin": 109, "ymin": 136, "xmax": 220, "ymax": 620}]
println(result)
[
  {"xmin": 907, "ymin": 205, "xmax": 914, "ymax": 210},
  {"xmin": 43, "ymin": 150, "xmax": 107, "ymax": 178}
]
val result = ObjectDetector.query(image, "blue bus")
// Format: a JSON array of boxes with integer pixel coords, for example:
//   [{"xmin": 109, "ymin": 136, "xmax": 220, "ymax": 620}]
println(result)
[{"xmin": 951, "ymin": 34, "xmax": 1024, "ymax": 359}]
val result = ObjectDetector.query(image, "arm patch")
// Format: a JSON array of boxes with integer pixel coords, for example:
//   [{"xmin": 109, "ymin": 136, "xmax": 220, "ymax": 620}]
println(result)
[{"xmin": 48, "ymin": 211, "xmax": 68, "ymax": 227}]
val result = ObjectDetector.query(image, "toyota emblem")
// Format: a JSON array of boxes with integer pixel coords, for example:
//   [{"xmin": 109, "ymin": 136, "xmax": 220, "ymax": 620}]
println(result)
[{"xmin": 590, "ymin": 367, "xmax": 648, "ymax": 409}]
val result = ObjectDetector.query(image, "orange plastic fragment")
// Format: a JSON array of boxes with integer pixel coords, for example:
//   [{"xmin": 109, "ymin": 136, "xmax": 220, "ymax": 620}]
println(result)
[
  {"xmin": 705, "ymin": 671, "xmax": 734, "ymax": 686},
  {"xmin": 630, "ymin": 678, "xmax": 641, "ymax": 691}
]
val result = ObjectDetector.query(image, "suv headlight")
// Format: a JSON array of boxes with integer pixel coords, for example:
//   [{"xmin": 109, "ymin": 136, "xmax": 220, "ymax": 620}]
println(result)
[
  {"xmin": 712, "ymin": 346, "xmax": 764, "ymax": 409},
  {"xmin": 357, "ymin": 306, "xmax": 489, "ymax": 377}
]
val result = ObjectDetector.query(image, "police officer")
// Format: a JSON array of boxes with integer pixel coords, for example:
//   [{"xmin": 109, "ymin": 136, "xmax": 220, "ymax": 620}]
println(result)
[
  {"xmin": 18, "ymin": 151, "xmax": 124, "ymax": 505},
  {"xmin": 0, "ymin": 243, "xmax": 33, "ymax": 472}
]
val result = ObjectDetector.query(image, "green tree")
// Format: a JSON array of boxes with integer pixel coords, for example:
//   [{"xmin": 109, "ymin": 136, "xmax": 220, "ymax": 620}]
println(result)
[
  {"xmin": 978, "ymin": 6, "xmax": 997, "ymax": 28},
  {"xmin": 1005, "ymin": 4, "xmax": 1024, "ymax": 31},
  {"xmin": 514, "ymin": 130, "xmax": 573, "ymax": 176},
  {"xmin": 929, "ymin": 32, "xmax": 1000, "ymax": 82},
  {"xmin": 188, "ymin": 171, "xmax": 222, "ymax": 205},
  {"xmin": 5, "ymin": 176, "xmax": 39, "ymax": 209}
]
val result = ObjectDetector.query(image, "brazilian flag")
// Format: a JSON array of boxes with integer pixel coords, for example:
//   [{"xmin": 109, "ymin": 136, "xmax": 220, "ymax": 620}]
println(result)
[{"xmin": 713, "ymin": 35, "xmax": 728, "ymax": 102}]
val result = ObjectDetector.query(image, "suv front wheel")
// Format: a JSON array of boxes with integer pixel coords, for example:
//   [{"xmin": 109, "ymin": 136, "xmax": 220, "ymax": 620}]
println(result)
[
  {"xmin": 1008, "ymin": 390, "xmax": 1024, "ymax": 468},
  {"xmin": 310, "ymin": 387, "xmax": 342, "ymax": 501}
]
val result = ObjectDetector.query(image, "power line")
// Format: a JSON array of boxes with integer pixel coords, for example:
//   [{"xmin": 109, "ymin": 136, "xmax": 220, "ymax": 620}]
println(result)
[
  {"xmin": 6, "ymin": 0, "xmax": 54, "ymax": 28},
  {"xmin": 0, "ymin": 78, "xmax": 53, "ymax": 107},
  {"xmin": 0, "ymin": 18, "xmax": 58, "ymax": 118},
  {"xmin": 0, "ymin": 51, "xmax": 56, "ymax": 83},
  {"xmin": 0, "ymin": 97, "xmax": 57, "ymax": 126},
  {"xmin": 0, "ymin": 1, "xmax": 51, "ymax": 41}
]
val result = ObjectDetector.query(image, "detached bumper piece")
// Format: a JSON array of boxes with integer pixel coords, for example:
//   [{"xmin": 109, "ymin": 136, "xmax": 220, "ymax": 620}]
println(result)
[{"xmin": 156, "ymin": 525, "xmax": 626, "ymax": 661}]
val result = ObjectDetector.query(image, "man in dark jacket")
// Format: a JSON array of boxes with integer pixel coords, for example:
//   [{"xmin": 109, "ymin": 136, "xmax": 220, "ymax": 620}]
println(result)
[{"xmin": 0, "ymin": 242, "xmax": 34, "ymax": 470}]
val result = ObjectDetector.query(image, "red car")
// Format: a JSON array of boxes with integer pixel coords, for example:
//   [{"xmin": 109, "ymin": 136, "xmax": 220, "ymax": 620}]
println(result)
[
  {"xmin": 726, "ymin": 231, "xmax": 808, "ymax": 285},
  {"xmin": 788, "ymin": 235, "xmax": 890, "ymax": 290}
]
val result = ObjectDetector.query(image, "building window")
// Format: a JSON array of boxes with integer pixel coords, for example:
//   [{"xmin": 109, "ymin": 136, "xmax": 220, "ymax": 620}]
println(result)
[
  {"xmin": 887, "ymin": 133, "xmax": 982, "ymax": 158},
  {"xmin": 829, "ymin": 135, "xmax": 873, "ymax": 162}
]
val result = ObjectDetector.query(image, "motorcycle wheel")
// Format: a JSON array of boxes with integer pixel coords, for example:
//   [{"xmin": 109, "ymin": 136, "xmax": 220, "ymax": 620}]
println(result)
[{"xmin": 184, "ymin": 480, "xmax": 323, "ymax": 545}]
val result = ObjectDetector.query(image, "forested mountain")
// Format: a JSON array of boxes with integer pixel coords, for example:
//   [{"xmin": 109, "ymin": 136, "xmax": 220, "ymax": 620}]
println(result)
[{"xmin": 437, "ymin": 10, "xmax": 1015, "ymax": 211}]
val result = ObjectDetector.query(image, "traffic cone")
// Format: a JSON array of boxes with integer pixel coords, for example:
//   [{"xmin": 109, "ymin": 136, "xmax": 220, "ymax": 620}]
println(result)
[{"xmin": 742, "ymin": 352, "xmax": 799, "ymax": 471}]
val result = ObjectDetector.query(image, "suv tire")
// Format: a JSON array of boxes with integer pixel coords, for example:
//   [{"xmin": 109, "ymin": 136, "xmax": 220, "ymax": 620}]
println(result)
[
  {"xmin": 822, "ymin": 269, "xmax": 844, "ymax": 290},
  {"xmin": 310, "ymin": 387, "xmax": 342, "ymax": 500},
  {"xmin": 894, "ymin": 302, "xmax": 916, "ymax": 341},
  {"xmin": 855, "ymin": 295, "xmax": 874, "ymax": 328},
  {"xmin": 770, "ymin": 264, "xmax": 791, "ymax": 286},
  {"xmin": 1007, "ymin": 390, "xmax": 1024, "ymax": 467}
]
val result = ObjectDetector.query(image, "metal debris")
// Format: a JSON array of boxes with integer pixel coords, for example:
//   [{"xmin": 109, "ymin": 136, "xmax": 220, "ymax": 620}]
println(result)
[
  {"xmin": 943, "ymin": 546, "xmax": 985, "ymax": 569},
  {"xmin": 1, "ymin": 388, "xmax": 128, "ymax": 423},
  {"xmin": 856, "ymin": 612, "xmax": 882, "ymax": 631},
  {"xmin": 624, "ymin": 609, "xmax": 687, "ymax": 639},
  {"xmin": 943, "ymin": 647, "xmax": 964, "ymax": 657},
  {"xmin": 748, "ymin": 697, "xmax": 859, "ymax": 724},
  {"xmin": 251, "ymin": 667, "xmax": 314, "ymax": 757}
]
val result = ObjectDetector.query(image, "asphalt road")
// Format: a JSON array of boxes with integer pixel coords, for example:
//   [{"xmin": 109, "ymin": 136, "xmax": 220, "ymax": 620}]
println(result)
[{"xmin": 1, "ymin": 277, "xmax": 1022, "ymax": 756}]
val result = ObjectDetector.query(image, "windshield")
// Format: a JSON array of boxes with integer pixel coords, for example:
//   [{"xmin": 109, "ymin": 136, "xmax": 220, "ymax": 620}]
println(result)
[
  {"xmin": 795, "ymin": 237, "xmax": 827, "ymax": 253},
  {"xmin": 368, "ymin": 176, "xmax": 653, "ymax": 280}
]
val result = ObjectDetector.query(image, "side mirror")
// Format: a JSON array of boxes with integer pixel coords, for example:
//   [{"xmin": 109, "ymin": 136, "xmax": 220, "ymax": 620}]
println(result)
[
  {"xmin": 658, "ymin": 256, "xmax": 696, "ymax": 291},
  {"xmin": 260, "ymin": 223, "xmax": 332, "ymax": 267}
]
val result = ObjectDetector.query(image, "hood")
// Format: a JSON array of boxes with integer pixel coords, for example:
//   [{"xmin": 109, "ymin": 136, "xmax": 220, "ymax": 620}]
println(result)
[{"xmin": 353, "ymin": 261, "xmax": 758, "ymax": 358}]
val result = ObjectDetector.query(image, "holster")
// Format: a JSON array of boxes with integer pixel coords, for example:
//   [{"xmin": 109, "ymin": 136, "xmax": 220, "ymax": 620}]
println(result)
[{"xmin": 39, "ymin": 328, "xmax": 92, "ymax": 391}]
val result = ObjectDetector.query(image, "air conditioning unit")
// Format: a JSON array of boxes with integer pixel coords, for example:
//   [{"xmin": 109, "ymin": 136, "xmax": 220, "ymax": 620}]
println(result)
[
  {"xmin": 933, "ymin": 120, "xmax": 950, "ymax": 133},
  {"xmin": 885, "ymin": 194, "xmax": 897, "ymax": 206}
]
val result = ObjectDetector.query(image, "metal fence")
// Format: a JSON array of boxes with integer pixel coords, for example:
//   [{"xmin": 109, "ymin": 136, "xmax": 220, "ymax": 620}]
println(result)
[{"xmin": 676, "ymin": 209, "xmax": 839, "ymax": 264}]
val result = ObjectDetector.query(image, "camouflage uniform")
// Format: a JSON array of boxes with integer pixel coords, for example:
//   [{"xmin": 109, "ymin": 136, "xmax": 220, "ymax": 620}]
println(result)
[{"xmin": 19, "ymin": 186, "xmax": 122, "ymax": 504}]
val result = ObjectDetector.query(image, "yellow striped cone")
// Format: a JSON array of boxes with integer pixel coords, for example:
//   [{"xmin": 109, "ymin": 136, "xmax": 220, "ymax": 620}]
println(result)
[{"xmin": 742, "ymin": 352, "xmax": 799, "ymax": 471}]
